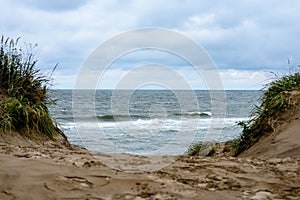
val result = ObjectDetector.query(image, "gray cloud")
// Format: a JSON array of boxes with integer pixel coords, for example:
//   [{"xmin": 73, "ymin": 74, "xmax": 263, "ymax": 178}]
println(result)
[{"xmin": 15, "ymin": 0, "xmax": 88, "ymax": 12}]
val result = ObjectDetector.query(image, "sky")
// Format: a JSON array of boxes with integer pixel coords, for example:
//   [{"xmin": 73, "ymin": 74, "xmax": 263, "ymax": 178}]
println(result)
[{"xmin": 1, "ymin": 0, "xmax": 300, "ymax": 89}]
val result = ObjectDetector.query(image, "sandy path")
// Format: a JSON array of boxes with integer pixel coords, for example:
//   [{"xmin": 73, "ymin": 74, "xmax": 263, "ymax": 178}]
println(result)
[{"xmin": 0, "ymin": 141, "xmax": 299, "ymax": 200}]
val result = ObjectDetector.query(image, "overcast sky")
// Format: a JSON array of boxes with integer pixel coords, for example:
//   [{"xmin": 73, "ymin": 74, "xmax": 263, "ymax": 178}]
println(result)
[{"xmin": 1, "ymin": 0, "xmax": 300, "ymax": 89}]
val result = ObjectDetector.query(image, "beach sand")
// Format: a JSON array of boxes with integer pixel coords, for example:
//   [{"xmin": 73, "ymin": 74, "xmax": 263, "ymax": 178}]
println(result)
[
  {"xmin": 0, "ymin": 133, "xmax": 299, "ymax": 200},
  {"xmin": 1, "ymin": 104, "xmax": 300, "ymax": 200}
]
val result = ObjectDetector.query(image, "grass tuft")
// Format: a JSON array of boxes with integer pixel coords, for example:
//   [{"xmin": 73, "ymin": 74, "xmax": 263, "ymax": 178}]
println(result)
[
  {"xmin": 187, "ymin": 141, "xmax": 216, "ymax": 156},
  {"xmin": 0, "ymin": 35, "xmax": 58, "ymax": 139},
  {"xmin": 232, "ymin": 68, "xmax": 300, "ymax": 156}
]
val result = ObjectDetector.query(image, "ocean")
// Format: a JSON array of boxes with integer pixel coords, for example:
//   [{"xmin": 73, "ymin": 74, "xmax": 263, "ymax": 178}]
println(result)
[{"xmin": 48, "ymin": 90, "xmax": 262, "ymax": 155}]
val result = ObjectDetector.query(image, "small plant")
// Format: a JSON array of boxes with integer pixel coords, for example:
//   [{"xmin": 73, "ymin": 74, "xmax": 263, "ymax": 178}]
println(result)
[
  {"xmin": 187, "ymin": 142, "xmax": 203, "ymax": 156},
  {"xmin": 0, "ymin": 35, "xmax": 58, "ymax": 139},
  {"xmin": 187, "ymin": 141, "xmax": 216, "ymax": 156},
  {"xmin": 232, "ymin": 67, "xmax": 300, "ymax": 156}
]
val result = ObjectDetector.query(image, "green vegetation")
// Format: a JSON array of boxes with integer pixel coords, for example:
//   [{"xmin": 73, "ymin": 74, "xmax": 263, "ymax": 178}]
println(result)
[
  {"xmin": 187, "ymin": 143, "xmax": 201, "ymax": 156},
  {"xmin": 232, "ymin": 68, "xmax": 300, "ymax": 156},
  {"xmin": 187, "ymin": 141, "xmax": 234, "ymax": 156},
  {"xmin": 187, "ymin": 142, "xmax": 213, "ymax": 156},
  {"xmin": 188, "ymin": 67, "xmax": 300, "ymax": 157},
  {"xmin": 0, "ymin": 36, "xmax": 58, "ymax": 139}
]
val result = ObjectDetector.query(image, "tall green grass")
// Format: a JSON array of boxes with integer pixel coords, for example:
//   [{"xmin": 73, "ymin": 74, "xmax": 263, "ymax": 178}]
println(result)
[
  {"xmin": 0, "ymin": 36, "xmax": 57, "ymax": 139},
  {"xmin": 232, "ymin": 68, "xmax": 300, "ymax": 155}
]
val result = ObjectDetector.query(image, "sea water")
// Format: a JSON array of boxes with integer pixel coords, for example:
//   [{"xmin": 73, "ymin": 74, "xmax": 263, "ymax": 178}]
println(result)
[{"xmin": 48, "ymin": 90, "xmax": 262, "ymax": 155}]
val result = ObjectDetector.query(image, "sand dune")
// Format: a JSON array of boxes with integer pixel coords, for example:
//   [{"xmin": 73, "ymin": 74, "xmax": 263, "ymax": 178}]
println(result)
[{"xmin": 240, "ymin": 106, "xmax": 300, "ymax": 158}]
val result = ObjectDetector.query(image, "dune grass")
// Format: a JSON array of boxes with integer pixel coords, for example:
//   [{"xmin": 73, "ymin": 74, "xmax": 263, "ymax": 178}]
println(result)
[
  {"xmin": 232, "ymin": 68, "xmax": 300, "ymax": 156},
  {"xmin": 0, "ymin": 36, "xmax": 58, "ymax": 139},
  {"xmin": 187, "ymin": 141, "xmax": 214, "ymax": 156},
  {"xmin": 187, "ymin": 67, "xmax": 300, "ymax": 157}
]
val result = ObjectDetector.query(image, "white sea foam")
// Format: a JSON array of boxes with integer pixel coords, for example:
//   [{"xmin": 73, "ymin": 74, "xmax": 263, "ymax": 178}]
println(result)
[{"xmin": 49, "ymin": 90, "xmax": 260, "ymax": 155}]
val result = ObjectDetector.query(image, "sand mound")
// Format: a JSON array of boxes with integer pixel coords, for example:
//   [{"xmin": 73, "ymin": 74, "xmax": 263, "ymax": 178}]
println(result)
[
  {"xmin": 240, "ymin": 103, "xmax": 300, "ymax": 158},
  {"xmin": 0, "ymin": 88, "xmax": 73, "ymax": 150}
]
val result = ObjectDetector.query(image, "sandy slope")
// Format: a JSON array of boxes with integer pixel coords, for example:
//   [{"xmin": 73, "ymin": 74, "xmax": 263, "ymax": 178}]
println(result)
[
  {"xmin": 240, "ymin": 107, "xmax": 300, "ymax": 158},
  {"xmin": 0, "ymin": 137, "xmax": 299, "ymax": 200}
]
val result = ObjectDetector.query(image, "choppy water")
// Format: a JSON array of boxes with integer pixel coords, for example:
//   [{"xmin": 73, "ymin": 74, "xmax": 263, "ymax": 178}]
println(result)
[{"xmin": 48, "ymin": 90, "xmax": 262, "ymax": 155}]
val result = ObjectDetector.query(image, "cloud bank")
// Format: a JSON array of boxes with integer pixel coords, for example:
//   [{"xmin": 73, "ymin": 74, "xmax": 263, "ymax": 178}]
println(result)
[{"xmin": 1, "ymin": 0, "xmax": 299, "ymax": 89}]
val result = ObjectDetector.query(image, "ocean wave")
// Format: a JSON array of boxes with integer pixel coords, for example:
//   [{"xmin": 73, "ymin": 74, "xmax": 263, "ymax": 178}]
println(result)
[
  {"xmin": 174, "ymin": 111, "xmax": 212, "ymax": 117},
  {"xmin": 59, "ymin": 117, "xmax": 248, "ymax": 130},
  {"xmin": 97, "ymin": 114, "xmax": 149, "ymax": 121},
  {"xmin": 56, "ymin": 111, "xmax": 213, "ymax": 123}
]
